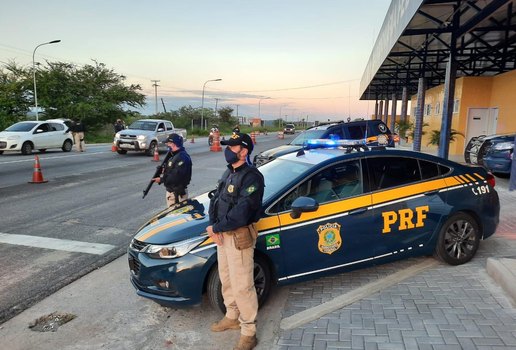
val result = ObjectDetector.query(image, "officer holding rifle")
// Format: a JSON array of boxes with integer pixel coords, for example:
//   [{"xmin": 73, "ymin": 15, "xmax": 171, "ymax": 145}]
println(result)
[{"xmin": 152, "ymin": 133, "xmax": 192, "ymax": 207}]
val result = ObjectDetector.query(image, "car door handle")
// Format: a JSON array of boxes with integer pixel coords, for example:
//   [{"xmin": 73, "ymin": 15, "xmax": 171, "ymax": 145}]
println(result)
[
  {"xmin": 424, "ymin": 190, "xmax": 439, "ymax": 196},
  {"xmin": 349, "ymin": 207, "xmax": 367, "ymax": 215}
]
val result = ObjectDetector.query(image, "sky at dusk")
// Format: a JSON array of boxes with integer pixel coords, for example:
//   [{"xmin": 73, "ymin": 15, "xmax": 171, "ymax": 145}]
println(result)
[{"xmin": 0, "ymin": 0, "xmax": 392, "ymax": 122}]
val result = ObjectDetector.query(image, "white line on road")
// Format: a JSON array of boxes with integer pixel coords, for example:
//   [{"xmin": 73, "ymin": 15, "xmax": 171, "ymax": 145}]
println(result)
[
  {"xmin": 0, "ymin": 233, "xmax": 115, "ymax": 255},
  {"xmin": 0, "ymin": 151, "xmax": 108, "ymax": 164}
]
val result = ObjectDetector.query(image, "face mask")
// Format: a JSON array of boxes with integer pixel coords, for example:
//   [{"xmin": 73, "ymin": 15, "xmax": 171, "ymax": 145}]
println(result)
[{"xmin": 224, "ymin": 147, "xmax": 240, "ymax": 164}]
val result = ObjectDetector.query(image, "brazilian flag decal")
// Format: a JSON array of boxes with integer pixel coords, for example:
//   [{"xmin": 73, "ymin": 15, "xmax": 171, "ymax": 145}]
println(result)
[{"xmin": 266, "ymin": 234, "xmax": 281, "ymax": 250}]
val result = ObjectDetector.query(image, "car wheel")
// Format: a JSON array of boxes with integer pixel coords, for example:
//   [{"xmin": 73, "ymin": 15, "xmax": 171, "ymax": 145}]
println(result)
[
  {"xmin": 62, "ymin": 139, "xmax": 73, "ymax": 152},
  {"xmin": 116, "ymin": 150, "xmax": 127, "ymax": 155},
  {"xmin": 146, "ymin": 141, "xmax": 157, "ymax": 156},
  {"xmin": 21, "ymin": 142, "xmax": 33, "ymax": 155},
  {"xmin": 208, "ymin": 135, "xmax": 213, "ymax": 146},
  {"xmin": 434, "ymin": 212, "xmax": 480, "ymax": 265},
  {"xmin": 207, "ymin": 254, "xmax": 272, "ymax": 314}
]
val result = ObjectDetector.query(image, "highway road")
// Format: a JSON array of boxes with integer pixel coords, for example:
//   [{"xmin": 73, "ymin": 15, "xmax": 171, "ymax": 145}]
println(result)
[{"xmin": 0, "ymin": 133, "xmax": 290, "ymax": 324}]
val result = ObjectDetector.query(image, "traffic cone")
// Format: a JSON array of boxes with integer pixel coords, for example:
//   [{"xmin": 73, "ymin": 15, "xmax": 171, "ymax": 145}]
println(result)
[
  {"xmin": 251, "ymin": 131, "xmax": 257, "ymax": 145},
  {"xmin": 152, "ymin": 146, "xmax": 160, "ymax": 162},
  {"xmin": 190, "ymin": 136, "xmax": 195, "ymax": 143},
  {"xmin": 210, "ymin": 131, "xmax": 222, "ymax": 152},
  {"xmin": 28, "ymin": 155, "xmax": 48, "ymax": 184},
  {"xmin": 111, "ymin": 143, "xmax": 117, "ymax": 152}
]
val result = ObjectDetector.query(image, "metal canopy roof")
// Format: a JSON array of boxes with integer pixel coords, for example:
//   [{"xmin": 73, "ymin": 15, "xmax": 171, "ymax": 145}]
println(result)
[{"xmin": 359, "ymin": 0, "xmax": 516, "ymax": 100}]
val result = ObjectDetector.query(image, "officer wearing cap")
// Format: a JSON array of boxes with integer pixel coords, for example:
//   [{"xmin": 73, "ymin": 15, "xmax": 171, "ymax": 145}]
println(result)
[
  {"xmin": 207, "ymin": 132, "xmax": 264, "ymax": 350},
  {"xmin": 153, "ymin": 133, "xmax": 192, "ymax": 207}
]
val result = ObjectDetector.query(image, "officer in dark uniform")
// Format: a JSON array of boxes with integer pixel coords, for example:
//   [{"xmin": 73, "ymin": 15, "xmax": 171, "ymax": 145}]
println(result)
[
  {"xmin": 153, "ymin": 133, "xmax": 192, "ymax": 207},
  {"xmin": 207, "ymin": 132, "xmax": 264, "ymax": 350}
]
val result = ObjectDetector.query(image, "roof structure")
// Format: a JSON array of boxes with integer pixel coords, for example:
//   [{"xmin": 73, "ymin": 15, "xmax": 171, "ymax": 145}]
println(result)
[{"xmin": 360, "ymin": 0, "xmax": 516, "ymax": 100}]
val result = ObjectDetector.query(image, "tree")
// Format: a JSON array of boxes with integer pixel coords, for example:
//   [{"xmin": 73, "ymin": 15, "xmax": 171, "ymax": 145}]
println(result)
[
  {"xmin": 0, "ymin": 61, "xmax": 32, "ymax": 130},
  {"xmin": 35, "ymin": 60, "xmax": 146, "ymax": 129},
  {"xmin": 427, "ymin": 129, "xmax": 464, "ymax": 146},
  {"xmin": 217, "ymin": 106, "xmax": 235, "ymax": 124}
]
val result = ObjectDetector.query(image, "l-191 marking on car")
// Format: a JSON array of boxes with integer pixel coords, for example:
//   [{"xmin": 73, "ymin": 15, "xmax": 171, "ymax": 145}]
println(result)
[
  {"xmin": 128, "ymin": 140, "xmax": 500, "ymax": 313},
  {"xmin": 0, "ymin": 120, "xmax": 74, "ymax": 155}
]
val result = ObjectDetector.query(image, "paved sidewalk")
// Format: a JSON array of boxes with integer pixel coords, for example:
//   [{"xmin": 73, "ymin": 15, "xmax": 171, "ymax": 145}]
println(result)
[{"xmin": 273, "ymin": 177, "xmax": 516, "ymax": 350}]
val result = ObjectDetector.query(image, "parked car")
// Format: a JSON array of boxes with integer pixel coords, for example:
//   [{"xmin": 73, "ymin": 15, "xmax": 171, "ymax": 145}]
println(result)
[
  {"xmin": 254, "ymin": 119, "xmax": 394, "ymax": 166},
  {"xmin": 0, "ymin": 120, "xmax": 73, "ymax": 155},
  {"xmin": 483, "ymin": 135, "xmax": 515, "ymax": 176},
  {"xmin": 464, "ymin": 133, "xmax": 515, "ymax": 174},
  {"xmin": 128, "ymin": 139, "xmax": 499, "ymax": 312},
  {"xmin": 283, "ymin": 123, "xmax": 296, "ymax": 134},
  {"xmin": 114, "ymin": 119, "xmax": 187, "ymax": 156}
]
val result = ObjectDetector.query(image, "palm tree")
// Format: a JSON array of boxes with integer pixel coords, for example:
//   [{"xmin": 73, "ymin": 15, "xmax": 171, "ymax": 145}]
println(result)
[{"xmin": 427, "ymin": 129, "xmax": 464, "ymax": 146}]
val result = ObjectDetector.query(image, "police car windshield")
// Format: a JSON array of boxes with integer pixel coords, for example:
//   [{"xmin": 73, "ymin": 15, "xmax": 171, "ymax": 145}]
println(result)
[
  {"xmin": 259, "ymin": 158, "xmax": 312, "ymax": 202},
  {"xmin": 5, "ymin": 122, "xmax": 38, "ymax": 132},
  {"xmin": 290, "ymin": 130, "xmax": 326, "ymax": 145}
]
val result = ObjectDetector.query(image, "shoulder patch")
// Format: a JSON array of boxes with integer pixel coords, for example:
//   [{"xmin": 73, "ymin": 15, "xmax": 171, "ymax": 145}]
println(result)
[
  {"xmin": 178, "ymin": 160, "xmax": 184, "ymax": 166},
  {"xmin": 246, "ymin": 185, "xmax": 257, "ymax": 194}
]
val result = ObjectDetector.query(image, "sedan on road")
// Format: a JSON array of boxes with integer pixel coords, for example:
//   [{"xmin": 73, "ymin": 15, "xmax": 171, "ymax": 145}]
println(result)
[{"xmin": 128, "ymin": 140, "xmax": 500, "ymax": 312}]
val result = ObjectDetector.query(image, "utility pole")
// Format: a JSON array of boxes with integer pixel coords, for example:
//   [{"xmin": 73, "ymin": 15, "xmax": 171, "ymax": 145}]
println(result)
[
  {"xmin": 151, "ymin": 80, "xmax": 160, "ymax": 115},
  {"xmin": 214, "ymin": 98, "xmax": 220, "ymax": 118}
]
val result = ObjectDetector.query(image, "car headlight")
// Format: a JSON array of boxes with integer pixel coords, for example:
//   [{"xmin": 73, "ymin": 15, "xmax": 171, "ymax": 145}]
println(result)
[
  {"xmin": 115, "ymin": 132, "xmax": 121, "ymax": 139},
  {"xmin": 7, "ymin": 135, "xmax": 20, "ymax": 140},
  {"xmin": 137, "ymin": 135, "xmax": 146, "ymax": 141},
  {"xmin": 492, "ymin": 141, "xmax": 514, "ymax": 151},
  {"xmin": 143, "ymin": 236, "xmax": 206, "ymax": 259}
]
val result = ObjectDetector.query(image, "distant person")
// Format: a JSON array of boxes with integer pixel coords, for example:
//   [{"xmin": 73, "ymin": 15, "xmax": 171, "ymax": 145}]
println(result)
[
  {"xmin": 71, "ymin": 119, "xmax": 86, "ymax": 152},
  {"xmin": 153, "ymin": 133, "xmax": 192, "ymax": 207},
  {"xmin": 113, "ymin": 119, "xmax": 125, "ymax": 134}
]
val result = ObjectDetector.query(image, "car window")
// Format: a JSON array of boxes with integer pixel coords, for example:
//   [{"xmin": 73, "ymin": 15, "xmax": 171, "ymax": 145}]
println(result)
[
  {"xmin": 259, "ymin": 158, "xmax": 312, "ymax": 204},
  {"xmin": 270, "ymin": 159, "xmax": 363, "ymax": 213},
  {"xmin": 347, "ymin": 125, "xmax": 365, "ymax": 139},
  {"xmin": 5, "ymin": 122, "xmax": 38, "ymax": 132},
  {"xmin": 419, "ymin": 159, "xmax": 440, "ymax": 179},
  {"xmin": 129, "ymin": 121, "xmax": 157, "ymax": 131},
  {"xmin": 36, "ymin": 123, "xmax": 50, "ymax": 133},
  {"xmin": 368, "ymin": 157, "xmax": 421, "ymax": 190},
  {"xmin": 49, "ymin": 123, "xmax": 64, "ymax": 131},
  {"xmin": 327, "ymin": 126, "xmax": 344, "ymax": 140},
  {"xmin": 290, "ymin": 129, "xmax": 327, "ymax": 145},
  {"xmin": 165, "ymin": 122, "xmax": 173, "ymax": 131},
  {"xmin": 157, "ymin": 123, "xmax": 165, "ymax": 131}
]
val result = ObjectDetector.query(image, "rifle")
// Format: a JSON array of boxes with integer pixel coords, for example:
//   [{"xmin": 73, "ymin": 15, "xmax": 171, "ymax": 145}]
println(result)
[{"xmin": 142, "ymin": 152, "xmax": 172, "ymax": 199}]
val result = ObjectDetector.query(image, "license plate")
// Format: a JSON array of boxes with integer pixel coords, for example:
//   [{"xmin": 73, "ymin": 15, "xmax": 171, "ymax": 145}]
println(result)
[{"xmin": 120, "ymin": 143, "xmax": 135, "ymax": 149}]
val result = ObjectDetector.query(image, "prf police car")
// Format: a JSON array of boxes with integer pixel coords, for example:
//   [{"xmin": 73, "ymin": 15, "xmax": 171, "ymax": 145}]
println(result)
[{"xmin": 128, "ymin": 140, "xmax": 500, "ymax": 312}]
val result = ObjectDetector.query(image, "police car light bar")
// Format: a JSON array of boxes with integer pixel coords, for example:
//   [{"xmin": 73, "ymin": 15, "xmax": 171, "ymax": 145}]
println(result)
[{"xmin": 304, "ymin": 139, "xmax": 366, "ymax": 148}]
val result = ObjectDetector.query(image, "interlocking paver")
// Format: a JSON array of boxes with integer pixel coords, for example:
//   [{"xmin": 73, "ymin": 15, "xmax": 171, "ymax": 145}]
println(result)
[{"xmin": 273, "ymin": 181, "xmax": 516, "ymax": 350}]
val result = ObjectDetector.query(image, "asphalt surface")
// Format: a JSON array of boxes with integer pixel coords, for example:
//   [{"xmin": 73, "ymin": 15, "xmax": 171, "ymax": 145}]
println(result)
[{"xmin": 1, "ymin": 136, "xmax": 515, "ymax": 350}]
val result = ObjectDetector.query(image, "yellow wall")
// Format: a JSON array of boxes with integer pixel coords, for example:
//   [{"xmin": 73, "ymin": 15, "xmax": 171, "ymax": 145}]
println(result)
[{"xmin": 408, "ymin": 70, "xmax": 516, "ymax": 155}]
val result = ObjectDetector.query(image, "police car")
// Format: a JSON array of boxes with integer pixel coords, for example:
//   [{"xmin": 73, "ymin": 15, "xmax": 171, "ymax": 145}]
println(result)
[{"xmin": 128, "ymin": 140, "xmax": 500, "ymax": 312}]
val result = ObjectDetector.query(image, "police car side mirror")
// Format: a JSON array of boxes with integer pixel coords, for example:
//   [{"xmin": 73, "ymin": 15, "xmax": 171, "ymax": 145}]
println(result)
[{"xmin": 290, "ymin": 197, "xmax": 319, "ymax": 219}]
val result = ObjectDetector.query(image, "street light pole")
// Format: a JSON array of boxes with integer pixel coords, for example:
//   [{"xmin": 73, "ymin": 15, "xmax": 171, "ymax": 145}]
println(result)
[
  {"xmin": 258, "ymin": 97, "xmax": 270, "ymax": 119},
  {"xmin": 201, "ymin": 78, "xmax": 222, "ymax": 130},
  {"xmin": 151, "ymin": 80, "xmax": 160, "ymax": 115},
  {"xmin": 32, "ymin": 39, "xmax": 61, "ymax": 121}
]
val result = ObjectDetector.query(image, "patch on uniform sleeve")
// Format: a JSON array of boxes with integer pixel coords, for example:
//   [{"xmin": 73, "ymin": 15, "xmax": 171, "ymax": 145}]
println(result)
[
  {"xmin": 246, "ymin": 185, "xmax": 257, "ymax": 194},
  {"xmin": 178, "ymin": 160, "xmax": 184, "ymax": 166}
]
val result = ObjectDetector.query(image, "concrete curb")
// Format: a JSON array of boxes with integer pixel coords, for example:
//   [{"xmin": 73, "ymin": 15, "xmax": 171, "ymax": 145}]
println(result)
[{"xmin": 486, "ymin": 257, "xmax": 516, "ymax": 307}]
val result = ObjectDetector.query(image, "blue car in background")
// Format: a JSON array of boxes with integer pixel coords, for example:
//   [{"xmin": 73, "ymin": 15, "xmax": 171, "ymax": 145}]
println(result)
[{"xmin": 483, "ymin": 134, "xmax": 515, "ymax": 176}]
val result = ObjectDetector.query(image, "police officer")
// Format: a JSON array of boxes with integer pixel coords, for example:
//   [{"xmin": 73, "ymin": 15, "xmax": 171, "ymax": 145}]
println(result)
[
  {"xmin": 207, "ymin": 132, "xmax": 264, "ymax": 350},
  {"xmin": 153, "ymin": 133, "xmax": 192, "ymax": 207}
]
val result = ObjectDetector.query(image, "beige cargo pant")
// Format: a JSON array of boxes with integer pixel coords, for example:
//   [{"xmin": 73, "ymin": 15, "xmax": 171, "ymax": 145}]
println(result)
[
  {"xmin": 73, "ymin": 132, "xmax": 85, "ymax": 152},
  {"xmin": 166, "ymin": 189, "xmax": 188, "ymax": 207},
  {"xmin": 217, "ymin": 231, "xmax": 258, "ymax": 336}
]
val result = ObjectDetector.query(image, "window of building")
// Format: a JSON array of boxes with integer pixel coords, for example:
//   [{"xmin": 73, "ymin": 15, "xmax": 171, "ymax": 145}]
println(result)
[
  {"xmin": 453, "ymin": 99, "xmax": 460, "ymax": 113},
  {"xmin": 425, "ymin": 104, "xmax": 432, "ymax": 116},
  {"xmin": 435, "ymin": 102, "xmax": 440, "ymax": 115}
]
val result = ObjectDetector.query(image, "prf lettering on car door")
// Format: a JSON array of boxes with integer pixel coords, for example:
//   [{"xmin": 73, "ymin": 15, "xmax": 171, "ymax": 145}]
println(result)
[{"xmin": 382, "ymin": 205, "xmax": 429, "ymax": 234}]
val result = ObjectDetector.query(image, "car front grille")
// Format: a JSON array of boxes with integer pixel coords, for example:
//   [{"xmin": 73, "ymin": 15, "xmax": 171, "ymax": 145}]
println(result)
[
  {"xmin": 119, "ymin": 134, "xmax": 137, "ymax": 139},
  {"xmin": 0, "ymin": 141, "xmax": 6, "ymax": 149},
  {"xmin": 130, "ymin": 239, "xmax": 147, "ymax": 252},
  {"xmin": 128, "ymin": 255, "xmax": 141, "ymax": 275}
]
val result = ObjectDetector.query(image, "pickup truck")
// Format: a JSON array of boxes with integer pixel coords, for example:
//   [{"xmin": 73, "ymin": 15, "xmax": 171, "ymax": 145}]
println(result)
[{"xmin": 113, "ymin": 119, "xmax": 187, "ymax": 156}]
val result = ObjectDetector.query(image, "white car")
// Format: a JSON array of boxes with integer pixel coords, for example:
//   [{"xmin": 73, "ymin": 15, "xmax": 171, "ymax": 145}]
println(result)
[{"xmin": 0, "ymin": 120, "xmax": 74, "ymax": 155}]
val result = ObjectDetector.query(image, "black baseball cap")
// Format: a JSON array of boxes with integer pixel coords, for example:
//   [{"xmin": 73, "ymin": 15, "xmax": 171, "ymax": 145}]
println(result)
[
  {"xmin": 166, "ymin": 133, "xmax": 183, "ymax": 147},
  {"xmin": 220, "ymin": 132, "xmax": 253, "ymax": 154}
]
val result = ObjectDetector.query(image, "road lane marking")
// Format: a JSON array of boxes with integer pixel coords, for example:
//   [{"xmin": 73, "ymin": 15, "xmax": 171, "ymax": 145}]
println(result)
[
  {"xmin": 279, "ymin": 258, "xmax": 439, "ymax": 330},
  {"xmin": 0, "ymin": 151, "xmax": 108, "ymax": 165},
  {"xmin": 0, "ymin": 233, "xmax": 115, "ymax": 255}
]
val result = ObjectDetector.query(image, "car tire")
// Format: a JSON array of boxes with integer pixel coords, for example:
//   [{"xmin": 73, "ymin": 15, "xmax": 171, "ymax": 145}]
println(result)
[
  {"xmin": 0, "ymin": 151, "xmax": 3, "ymax": 154},
  {"xmin": 62, "ymin": 139, "xmax": 73, "ymax": 152},
  {"xmin": 207, "ymin": 254, "xmax": 272, "ymax": 314},
  {"xmin": 21, "ymin": 142, "xmax": 33, "ymax": 155},
  {"xmin": 116, "ymin": 150, "xmax": 127, "ymax": 155},
  {"xmin": 434, "ymin": 212, "xmax": 480, "ymax": 266},
  {"xmin": 146, "ymin": 141, "xmax": 157, "ymax": 156}
]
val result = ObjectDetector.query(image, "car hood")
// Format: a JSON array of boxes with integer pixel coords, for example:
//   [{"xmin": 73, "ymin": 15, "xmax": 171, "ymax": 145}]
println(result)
[
  {"xmin": 257, "ymin": 144, "xmax": 303, "ymax": 158},
  {"xmin": 134, "ymin": 193, "xmax": 211, "ymax": 245},
  {"xmin": 120, "ymin": 129, "xmax": 155, "ymax": 137},
  {"xmin": 0, "ymin": 131, "xmax": 24, "ymax": 138}
]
